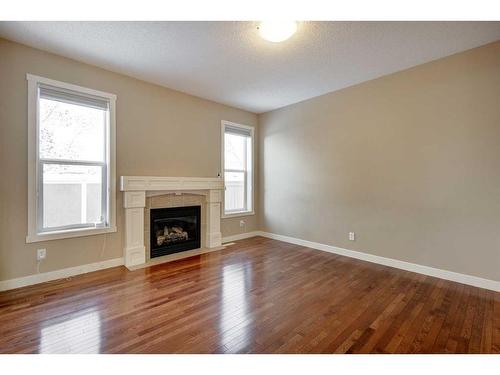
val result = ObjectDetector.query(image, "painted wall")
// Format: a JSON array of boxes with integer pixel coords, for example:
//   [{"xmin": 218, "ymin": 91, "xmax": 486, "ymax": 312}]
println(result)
[
  {"xmin": 0, "ymin": 38, "xmax": 258, "ymax": 281},
  {"xmin": 258, "ymin": 41, "xmax": 500, "ymax": 281}
]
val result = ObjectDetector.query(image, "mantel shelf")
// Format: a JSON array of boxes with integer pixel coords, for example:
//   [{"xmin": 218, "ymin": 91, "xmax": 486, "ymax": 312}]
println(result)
[{"xmin": 120, "ymin": 176, "xmax": 223, "ymax": 192}]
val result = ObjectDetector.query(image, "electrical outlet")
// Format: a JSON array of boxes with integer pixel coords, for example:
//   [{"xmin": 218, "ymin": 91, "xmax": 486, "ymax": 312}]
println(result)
[
  {"xmin": 349, "ymin": 232, "xmax": 356, "ymax": 241},
  {"xmin": 240, "ymin": 220, "xmax": 246, "ymax": 228},
  {"xmin": 37, "ymin": 248, "xmax": 46, "ymax": 261}
]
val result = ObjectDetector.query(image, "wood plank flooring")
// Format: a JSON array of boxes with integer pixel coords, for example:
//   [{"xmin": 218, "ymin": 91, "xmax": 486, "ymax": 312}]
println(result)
[{"xmin": 0, "ymin": 236, "xmax": 498, "ymax": 353}]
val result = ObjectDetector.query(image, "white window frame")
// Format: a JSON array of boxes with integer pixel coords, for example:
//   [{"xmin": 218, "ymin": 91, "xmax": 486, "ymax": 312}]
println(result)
[
  {"xmin": 221, "ymin": 120, "xmax": 255, "ymax": 218},
  {"xmin": 26, "ymin": 74, "xmax": 117, "ymax": 243}
]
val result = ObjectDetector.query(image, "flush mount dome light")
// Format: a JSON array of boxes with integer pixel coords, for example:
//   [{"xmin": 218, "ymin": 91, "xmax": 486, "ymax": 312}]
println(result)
[{"xmin": 258, "ymin": 21, "xmax": 297, "ymax": 43}]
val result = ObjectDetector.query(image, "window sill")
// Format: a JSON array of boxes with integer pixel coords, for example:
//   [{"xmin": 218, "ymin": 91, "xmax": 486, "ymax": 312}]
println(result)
[
  {"xmin": 26, "ymin": 226, "xmax": 117, "ymax": 243},
  {"xmin": 221, "ymin": 211, "xmax": 255, "ymax": 219}
]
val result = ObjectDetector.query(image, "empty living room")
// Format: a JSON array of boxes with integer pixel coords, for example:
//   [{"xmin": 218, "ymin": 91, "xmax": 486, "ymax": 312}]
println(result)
[{"xmin": 0, "ymin": 1, "xmax": 499, "ymax": 372}]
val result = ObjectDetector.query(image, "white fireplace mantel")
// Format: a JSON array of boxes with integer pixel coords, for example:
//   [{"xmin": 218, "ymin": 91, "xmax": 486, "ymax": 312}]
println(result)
[{"xmin": 120, "ymin": 176, "xmax": 224, "ymax": 269}]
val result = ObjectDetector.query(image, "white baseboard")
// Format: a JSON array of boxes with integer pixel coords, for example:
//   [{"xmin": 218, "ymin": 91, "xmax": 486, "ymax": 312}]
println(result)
[
  {"xmin": 2, "ymin": 232, "xmax": 498, "ymax": 293},
  {"xmin": 222, "ymin": 231, "xmax": 261, "ymax": 243},
  {"xmin": 0, "ymin": 257, "xmax": 124, "ymax": 292},
  {"xmin": 250, "ymin": 231, "xmax": 499, "ymax": 292}
]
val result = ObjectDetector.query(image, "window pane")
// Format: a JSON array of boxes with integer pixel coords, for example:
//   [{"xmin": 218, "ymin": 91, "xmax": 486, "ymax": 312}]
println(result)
[
  {"xmin": 39, "ymin": 98, "xmax": 106, "ymax": 162},
  {"xmin": 224, "ymin": 133, "xmax": 246, "ymax": 170},
  {"xmin": 42, "ymin": 164, "xmax": 103, "ymax": 229},
  {"xmin": 224, "ymin": 171, "xmax": 245, "ymax": 211}
]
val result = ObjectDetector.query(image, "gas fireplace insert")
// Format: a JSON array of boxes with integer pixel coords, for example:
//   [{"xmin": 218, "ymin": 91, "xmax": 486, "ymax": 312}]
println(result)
[{"xmin": 149, "ymin": 205, "xmax": 201, "ymax": 258}]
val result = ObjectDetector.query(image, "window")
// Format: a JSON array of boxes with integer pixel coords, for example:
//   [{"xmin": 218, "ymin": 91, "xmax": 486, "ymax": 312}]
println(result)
[
  {"xmin": 27, "ymin": 74, "xmax": 116, "ymax": 242},
  {"xmin": 222, "ymin": 121, "xmax": 254, "ymax": 217}
]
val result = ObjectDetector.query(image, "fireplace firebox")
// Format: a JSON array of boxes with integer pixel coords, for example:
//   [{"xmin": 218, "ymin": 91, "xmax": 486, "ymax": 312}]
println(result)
[{"xmin": 150, "ymin": 205, "xmax": 201, "ymax": 258}]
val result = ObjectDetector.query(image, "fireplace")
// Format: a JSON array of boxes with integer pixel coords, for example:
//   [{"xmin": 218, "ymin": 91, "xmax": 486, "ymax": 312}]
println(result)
[{"xmin": 150, "ymin": 205, "xmax": 201, "ymax": 258}]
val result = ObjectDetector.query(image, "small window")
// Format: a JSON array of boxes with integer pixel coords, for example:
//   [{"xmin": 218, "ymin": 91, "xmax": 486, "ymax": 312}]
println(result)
[
  {"xmin": 222, "ymin": 121, "xmax": 254, "ymax": 216},
  {"xmin": 27, "ymin": 74, "xmax": 116, "ymax": 242}
]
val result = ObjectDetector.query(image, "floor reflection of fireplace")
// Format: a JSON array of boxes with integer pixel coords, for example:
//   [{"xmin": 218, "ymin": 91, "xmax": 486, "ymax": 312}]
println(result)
[{"xmin": 150, "ymin": 205, "xmax": 201, "ymax": 258}]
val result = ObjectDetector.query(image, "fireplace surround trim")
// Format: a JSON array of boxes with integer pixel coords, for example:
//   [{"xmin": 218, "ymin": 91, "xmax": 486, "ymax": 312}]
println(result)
[{"xmin": 120, "ymin": 176, "xmax": 224, "ymax": 269}]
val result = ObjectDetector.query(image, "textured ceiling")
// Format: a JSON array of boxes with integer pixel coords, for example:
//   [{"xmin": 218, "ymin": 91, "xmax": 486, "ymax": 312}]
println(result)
[{"xmin": 0, "ymin": 21, "xmax": 499, "ymax": 113}]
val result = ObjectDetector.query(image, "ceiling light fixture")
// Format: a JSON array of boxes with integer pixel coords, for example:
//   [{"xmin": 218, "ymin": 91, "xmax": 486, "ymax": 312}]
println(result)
[{"xmin": 258, "ymin": 21, "xmax": 298, "ymax": 43}]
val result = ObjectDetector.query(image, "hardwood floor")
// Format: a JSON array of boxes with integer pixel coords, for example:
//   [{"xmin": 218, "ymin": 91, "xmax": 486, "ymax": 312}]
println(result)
[{"xmin": 0, "ymin": 236, "xmax": 498, "ymax": 354}]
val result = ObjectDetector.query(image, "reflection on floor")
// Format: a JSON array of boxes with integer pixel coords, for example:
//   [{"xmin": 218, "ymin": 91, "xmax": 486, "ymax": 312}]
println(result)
[
  {"xmin": 219, "ymin": 263, "xmax": 252, "ymax": 352},
  {"xmin": 40, "ymin": 308, "xmax": 101, "ymax": 354}
]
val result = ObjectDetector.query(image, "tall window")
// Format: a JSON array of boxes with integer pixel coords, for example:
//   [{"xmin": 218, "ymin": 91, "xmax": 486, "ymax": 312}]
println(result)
[
  {"xmin": 27, "ymin": 74, "xmax": 116, "ymax": 242},
  {"xmin": 222, "ymin": 121, "xmax": 254, "ymax": 216}
]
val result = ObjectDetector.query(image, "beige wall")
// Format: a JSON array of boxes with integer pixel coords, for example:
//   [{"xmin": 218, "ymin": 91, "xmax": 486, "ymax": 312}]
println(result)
[
  {"xmin": 258, "ymin": 41, "xmax": 500, "ymax": 281},
  {"xmin": 1, "ymin": 36, "xmax": 499, "ymax": 284},
  {"xmin": 0, "ymin": 38, "xmax": 258, "ymax": 281}
]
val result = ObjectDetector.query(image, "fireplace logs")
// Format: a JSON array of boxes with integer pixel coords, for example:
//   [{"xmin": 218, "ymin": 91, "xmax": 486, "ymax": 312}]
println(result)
[{"xmin": 156, "ymin": 226, "xmax": 189, "ymax": 246}]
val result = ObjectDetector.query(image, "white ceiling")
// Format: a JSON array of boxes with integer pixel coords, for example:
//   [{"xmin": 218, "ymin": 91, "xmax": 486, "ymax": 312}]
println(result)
[{"xmin": 0, "ymin": 21, "xmax": 499, "ymax": 113}]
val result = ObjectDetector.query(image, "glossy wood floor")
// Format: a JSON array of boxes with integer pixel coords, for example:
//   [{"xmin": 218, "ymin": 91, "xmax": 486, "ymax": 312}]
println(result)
[{"xmin": 0, "ymin": 236, "xmax": 498, "ymax": 354}]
